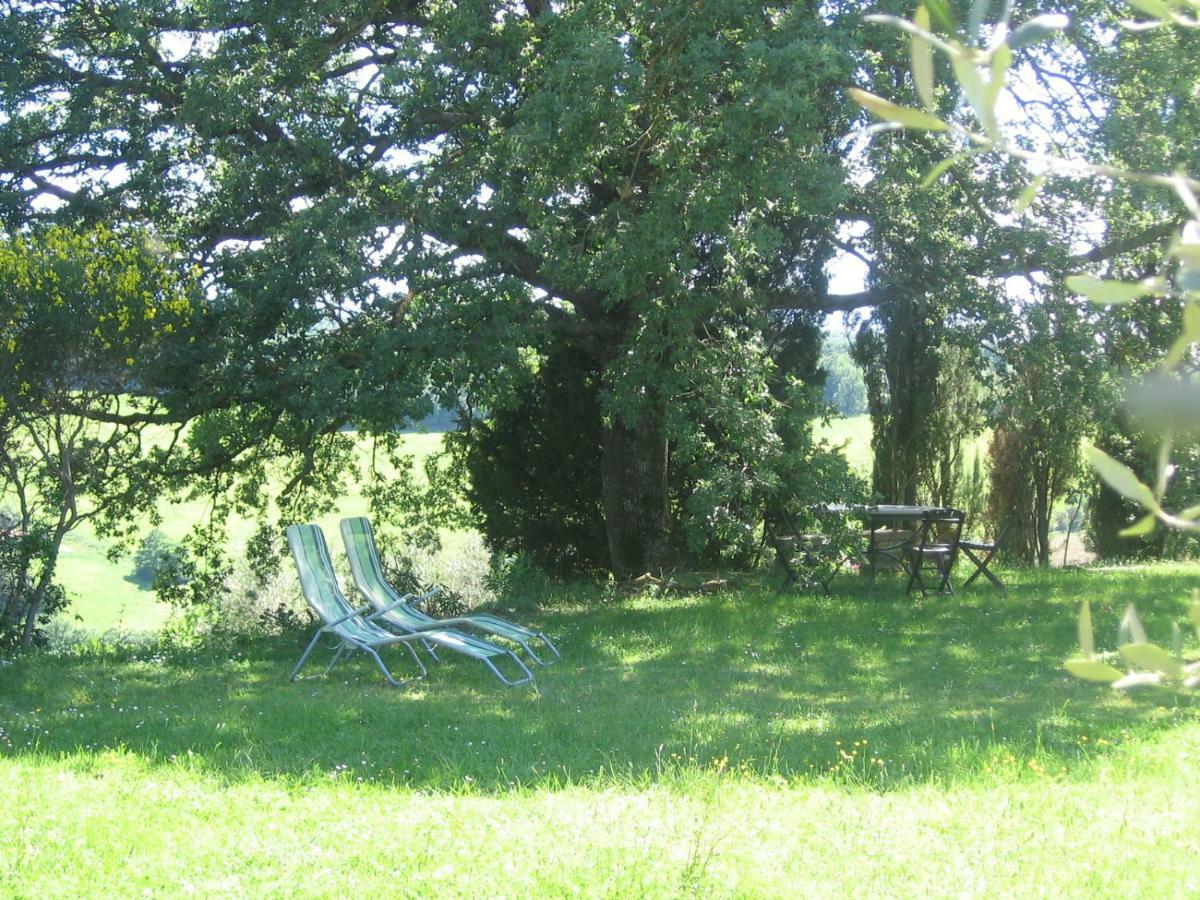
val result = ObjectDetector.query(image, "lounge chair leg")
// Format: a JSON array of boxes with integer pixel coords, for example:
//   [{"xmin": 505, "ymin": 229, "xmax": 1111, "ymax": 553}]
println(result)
[
  {"xmin": 323, "ymin": 643, "xmax": 351, "ymax": 675},
  {"xmin": 290, "ymin": 629, "xmax": 327, "ymax": 682},
  {"xmin": 420, "ymin": 637, "xmax": 441, "ymax": 661},
  {"xmin": 962, "ymin": 547, "xmax": 1005, "ymax": 589},
  {"xmin": 361, "ymin": 645, "xmax": 413, "ymax": 687},
  {"xmin": 513, "ymin": 632, "xmax": 561, "ymax": 667},
  {"xmin": 481, "ymin": 650, "xmax": 534, "ymax": 687},
  {"xmin": 402, "ymin": 640, "xmax": 428, "ymax": 678},
  {"xmin": 505, "ymin": 650, "xmax": 534, "ymax": 685},
  {"xmin": 513, "ymin": 637, "xmax": 547, "ymax": 667},
  {"xmin": 535, "ymin": 631, "xmax": 561, "ymax": 661}
]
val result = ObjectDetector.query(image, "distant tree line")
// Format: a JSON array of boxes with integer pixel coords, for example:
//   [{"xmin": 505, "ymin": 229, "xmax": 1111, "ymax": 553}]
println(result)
[{"xmin": 820, "ymin": 338, "xmax": 868, "ymax": 418}]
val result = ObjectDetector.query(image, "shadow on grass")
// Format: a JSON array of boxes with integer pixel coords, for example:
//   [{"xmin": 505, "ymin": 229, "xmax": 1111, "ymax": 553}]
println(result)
[{"xmin": 1, "ymin": 564, "xmax": 1198, "ymax": 794}]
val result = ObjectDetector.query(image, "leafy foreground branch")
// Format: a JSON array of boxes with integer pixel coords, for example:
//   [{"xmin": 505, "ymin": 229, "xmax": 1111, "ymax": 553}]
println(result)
[{"xmin": 1067, "ymin": 597, "xmax": 1200, "ymax": 688}]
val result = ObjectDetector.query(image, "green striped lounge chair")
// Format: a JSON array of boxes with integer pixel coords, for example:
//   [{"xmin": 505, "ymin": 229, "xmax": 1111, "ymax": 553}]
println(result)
[
  {"xmin": 340, "ymin": 516, "xmax": 561, "ymax": 666},
  {"xmin": 289, "ymin": 524, "xmax": 533, "ymax": 687},
  {"xmin": 286, "ymin": 523, "xmax": 428, "ymax": 687}
]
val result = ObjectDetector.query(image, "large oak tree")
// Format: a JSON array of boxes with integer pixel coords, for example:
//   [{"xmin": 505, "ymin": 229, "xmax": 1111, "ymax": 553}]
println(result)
[
  {"xmin": 4, "ymin": 0, "xmax": 1173, "ymax": 575},
  {"xmin": 2, "ymin": 0, "xmax": 878, "ymax": 575}
]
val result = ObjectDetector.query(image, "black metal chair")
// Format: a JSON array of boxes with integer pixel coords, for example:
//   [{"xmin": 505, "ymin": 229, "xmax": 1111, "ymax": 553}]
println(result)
[{"xmin": 905, "ymin": 509, "xmax": 965, "ymax": 596}]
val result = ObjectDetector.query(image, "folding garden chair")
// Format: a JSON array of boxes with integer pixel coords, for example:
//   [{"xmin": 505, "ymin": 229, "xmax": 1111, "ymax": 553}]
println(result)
[
  {"xmin": 289, "ymin": 523, "xmax": 533, "ymax": 687},
  {"xmin": 959, "ymin": 520, "xmax": 1009, "ymax": 590},
  {"xmin": 340, "ymin": 516, "xmax": 558, "ymax": 668},
  {"xmin": 286, "ymin": 523, "xmax": 429, "ymax": 687},
  {"xmin": 762, "ymin": 502, "xmax": 842, "ymax": 594},
  {"xmin": 904, "ymin": 509, "xmax": 965, "ymax": 596}
]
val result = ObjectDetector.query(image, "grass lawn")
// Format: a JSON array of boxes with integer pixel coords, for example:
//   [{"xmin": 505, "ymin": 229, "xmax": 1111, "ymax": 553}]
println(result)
[{"xmin": 4, "ymin": 564, "xmax": 1200, "ymax": 896}]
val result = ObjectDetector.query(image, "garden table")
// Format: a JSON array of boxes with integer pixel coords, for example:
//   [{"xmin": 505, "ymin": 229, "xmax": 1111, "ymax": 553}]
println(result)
[{"xmin": 820, "ymin": 504, "xmax": 954, "ymax": 585}]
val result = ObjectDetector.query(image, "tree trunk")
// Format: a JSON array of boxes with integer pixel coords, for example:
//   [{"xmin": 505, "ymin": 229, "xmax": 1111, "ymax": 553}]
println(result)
[
  {"xmin": 0, "ymin": 578, "xmax": 22, "ymax": 635},
  {"xmin": 1033, "ymin": 477, "xmax": 1051, "ymax": 567},
  {"xmin": 0, "ymin": 540, "xmax": 32, "ymax": 641},
  {"xmin": 19, "ymin": 541, "xmax": 61, "ymax": 650},
  {"xmin": 601, "ymin": 409, "xmax": 670, "ymax": 579}
]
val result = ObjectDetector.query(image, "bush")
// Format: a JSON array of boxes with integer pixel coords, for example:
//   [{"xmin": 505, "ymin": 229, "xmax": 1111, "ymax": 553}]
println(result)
[
  {"xmin": 159, "ymin": 553, "xmax": 311, "ymax": 646},
  {"xmin": 460, "ymin": 350, "xmax": 609, "ymax": 576},
  {"xmin": 132, "ymin": 529, "xmax": 186, "ymax": 588},
  {"xmin": 487, "ymin": 552, "xmax": 552, "ymax": 607},
  {"xmin": 372, "ymin": 532, "xmax": 505, "ymax": 618},
  {"xmin": 217, "ymin": 558, "xmax": 310, "ymax": 636}
]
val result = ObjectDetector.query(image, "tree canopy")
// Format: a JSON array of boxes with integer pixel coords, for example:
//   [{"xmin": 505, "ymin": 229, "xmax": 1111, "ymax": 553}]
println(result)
[{"xmin": 2, "ymin": 0, "xmax": 1192, "ymax": 578}]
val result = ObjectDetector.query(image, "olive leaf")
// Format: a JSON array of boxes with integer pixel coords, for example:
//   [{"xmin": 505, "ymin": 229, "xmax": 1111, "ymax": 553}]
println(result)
[
  {"xmin": 849, "ymin": 88, "xmax": 950, "ymax": 131},
  {"xmin": 911, "ymin": 6, "xmax": 937, "ymax": 111},
  {"xmin": 1085, "ymin": 445, "xmax": 1158, "ymax": 510}
]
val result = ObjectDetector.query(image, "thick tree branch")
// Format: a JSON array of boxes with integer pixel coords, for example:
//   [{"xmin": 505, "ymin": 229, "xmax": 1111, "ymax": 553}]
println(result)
[{"xmin": 1074, "ymin": 218, "xmax": 1184, "ymax": 266}]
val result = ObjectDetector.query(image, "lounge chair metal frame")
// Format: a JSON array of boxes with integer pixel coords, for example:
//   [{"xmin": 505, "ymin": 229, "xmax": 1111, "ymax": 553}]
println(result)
[
  {"xmin": 290, "ymin": 523, "xmax": 534, "ymax": 688},
  {"xmin": 340, "ymin": 516, "xmax": 560, "ymax": 667},
  {"xmin": 385, "ymin": 603, "xmax": 537, "ymax": 687},
  {"xmin": 287, "ymin": 523, "xmax": 429, "ymax": 687}
]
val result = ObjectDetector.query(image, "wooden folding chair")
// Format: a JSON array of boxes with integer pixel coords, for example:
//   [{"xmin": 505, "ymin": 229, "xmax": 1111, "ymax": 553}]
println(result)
[
  {"xmin": 960, "ymin": 520, "xmax": 1010, "ymax": 590},
  {"xmin": 763, "ymin": 503, "xmax": 839, "ymax": 595},
  {"xmin": 905, "ymin": 509, "xmax": 965, "ymax": 596}
]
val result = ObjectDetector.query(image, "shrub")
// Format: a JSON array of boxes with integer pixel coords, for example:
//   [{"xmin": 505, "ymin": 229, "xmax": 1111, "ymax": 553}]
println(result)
[
  {"xmin": 132, "ymin": 529, "xmax": 186, "ymax": 588},
  {"xmin": 161, "ymin": 553, "xmax": 310, "ymax": 645},
  {"xmin": 459, "ymin": 350, "xmax": 609, "ymax": 576},
  {"xmin": 487, "ymin": 552, "xmax": 552, "ymax": 607},
  {"xmin": 372, "ymin": 532, "xmax": 504, "ymax": 618}
]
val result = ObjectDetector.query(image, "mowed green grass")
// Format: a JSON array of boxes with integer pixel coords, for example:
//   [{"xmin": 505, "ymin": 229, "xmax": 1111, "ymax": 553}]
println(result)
[{"xmin": 4, "ymin": 564, "xmax": 1200, "ymax": 896}]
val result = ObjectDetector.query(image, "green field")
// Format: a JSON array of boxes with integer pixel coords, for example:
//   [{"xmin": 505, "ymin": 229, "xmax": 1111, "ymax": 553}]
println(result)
[
  {"xmin": 52, "ymin": 431, "xmax": 448, "ymax": 635},
  {"xmin": 815, "ymin": 412, "xmax": 873, "ymax": 474},
  {"xmin": 4, "ymin": 565, "xmax": 1200, "ymax": 895},
  {"xmin": 814, "ymin": 413, "xmax": 992, "ymax": 480}
]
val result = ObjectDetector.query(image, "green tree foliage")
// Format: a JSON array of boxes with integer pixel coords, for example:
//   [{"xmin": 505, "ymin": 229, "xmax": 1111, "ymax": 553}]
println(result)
[
  {"xmin": 852, "ymin": 303, "xmax": 986, "ymax": 509},
  {"xmin": 0, "ymin": 225, "xmax": 195, "ymax": 648},
  {"xmin": 12, "ymin": 1, "xmax": 1178, "ymax": 579},
  {"xmin": 0, "ymin": 0, "xmax": 894, "ymax": 577},
  {"xmin": 1060, "ymin": 3, "xmax": 1200, "ymax": 558},
  {"xmin": 836, "ymin": 7, "xmax": 1053, "ymax": 510},
  {"xmin": 0, "ymin": 523, "xmax": 67, "ymax": 652},
  {"xmin": 849, "ymin": 1, "xmax": 1200, "ymax": 559}
]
